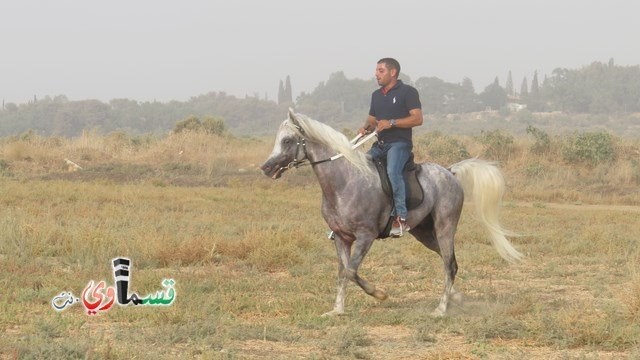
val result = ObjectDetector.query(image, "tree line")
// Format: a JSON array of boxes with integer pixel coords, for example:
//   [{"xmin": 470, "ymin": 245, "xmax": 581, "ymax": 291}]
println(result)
[{"xmin": 1, "ymin": 59, "xmax": 639, "ymax": 137}]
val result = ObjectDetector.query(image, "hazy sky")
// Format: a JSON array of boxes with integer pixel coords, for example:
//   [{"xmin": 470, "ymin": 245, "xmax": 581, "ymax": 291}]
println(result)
[{"xmin": 2, "ymin": 0, "xmax": 640, "ymax": 104}]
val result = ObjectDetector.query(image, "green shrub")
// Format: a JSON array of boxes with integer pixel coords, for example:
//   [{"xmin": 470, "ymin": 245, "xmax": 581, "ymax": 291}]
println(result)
[
  {"xmin": 526, "ymin": 125, "xmax": 551, "ymax": 154},
  {"xmin": 477, "ymin": 129, "xmax": 514, "ymax": 160},
  {"xmin": 632, "ymin": 159, "xmax": 640, "ymax": 184},
  {"xmin": 562, "ymin": 131, "xmax": 616, "ymax": 165},
  {"xmin": 174, "ymin": 116, "xmax": 226, "ymax": 135},
  {"xmin": 418, "ymin": 132, "xmax": 470, "ymax": 164},
  {"xmin": 20, "ymin": 129, "xmax": 36, "ymax": 141},
  {"xmin": 525, "ymin": 162, "xmax": 545, "ymax": 177},
  {"xmin": 173, "ymin": 116, "xmax": 202, "ymax": 133},
  {"xmin": 201, "ymin": 116, "xmax": 226, "ymax": 135},
  {"xmin": 0, "ymin": 159, "xmax": 9, "ymax": 171}
]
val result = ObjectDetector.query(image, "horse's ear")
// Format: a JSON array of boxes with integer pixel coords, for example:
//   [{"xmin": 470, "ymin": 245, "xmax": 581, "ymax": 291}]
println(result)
[
  {"xmin": 288, "ymin": 107, "xmax": 298, "ymax": 124},
  {"xmin": 288, "ymin": 108, "xmax": 303, "ymax": 133}
]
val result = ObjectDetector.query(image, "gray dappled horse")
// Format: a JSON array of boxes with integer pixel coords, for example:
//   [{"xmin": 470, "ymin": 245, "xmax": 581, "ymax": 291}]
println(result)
[{"xmin": 260, "ymin": 110, "xmax": 523, "ymax": 317}]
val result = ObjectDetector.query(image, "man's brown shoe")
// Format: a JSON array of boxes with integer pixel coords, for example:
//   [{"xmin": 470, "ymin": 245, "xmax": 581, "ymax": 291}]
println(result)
[{"xmin": 390, "ymin": 217, "xmax": 409, "ymax": 237}]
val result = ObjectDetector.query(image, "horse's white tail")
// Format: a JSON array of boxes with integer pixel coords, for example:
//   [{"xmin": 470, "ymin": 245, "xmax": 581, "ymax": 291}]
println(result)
[{"xmin": 450, "ymin": 158, "xmax": 524, "ymax": 263}]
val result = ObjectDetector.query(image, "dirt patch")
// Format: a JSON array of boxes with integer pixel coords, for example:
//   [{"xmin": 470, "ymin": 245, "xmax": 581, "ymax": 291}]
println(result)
[{"xmin": 232, "ymin": 339, "xmax": 318, "ymax": 359}]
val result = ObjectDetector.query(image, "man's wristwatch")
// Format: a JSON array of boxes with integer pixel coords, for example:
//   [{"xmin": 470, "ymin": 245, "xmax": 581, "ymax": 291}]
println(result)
[{"xmin": 390, "ymin": 119, "xmax": 397, "ymax": 127}]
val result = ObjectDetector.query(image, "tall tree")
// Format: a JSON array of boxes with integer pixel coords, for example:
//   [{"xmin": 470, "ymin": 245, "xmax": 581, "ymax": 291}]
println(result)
[
  {"xmin": 505, "ymin": 71, "xmax": 514, "ymax": 96},
  {"xmin": 479, "ymin": 77, "xmax": 507, "ymax": 110},
  {"xmin": 284, "ymin": 75, "xmax": 293, "ymax": 103},
  {"xmin": 459, "ymin": 77, "xmax": 482, "ymax": 112},
  {"xmin": 527, "ymin": 71, "xmax": 545, "ymax": 111},
  {"xmin": 461, "ymin": 77, "xmax": 475, "ymax": 93},
  {"xmin": 414, "ymin": 76, "xmax": 481, "ymax": 114},
  {"xmin": 531, "ymin": 70, "xmax": 539, "ymax": 94},
  {"xmin": 277, "ymin": 80, "xmax": 285, "ymax": 104},
  {"xmin": 520, "ymin": 77, "xmax": 529, "ymax": 98}
]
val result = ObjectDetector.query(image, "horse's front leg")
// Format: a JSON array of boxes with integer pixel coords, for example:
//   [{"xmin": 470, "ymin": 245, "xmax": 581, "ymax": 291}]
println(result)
[
  {"xmin": 322, "ymin": 236, "xmax": 351, "ymax": 317},
  {"xmin": 347, "ymin": 236, "xmax": 388, "ymax": 301}
]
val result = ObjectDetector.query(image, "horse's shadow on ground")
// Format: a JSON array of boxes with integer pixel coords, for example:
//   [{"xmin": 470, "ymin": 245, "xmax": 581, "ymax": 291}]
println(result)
[{"xmin": 368, "ymin": 291, "xmax": 502, "ymax": 319}]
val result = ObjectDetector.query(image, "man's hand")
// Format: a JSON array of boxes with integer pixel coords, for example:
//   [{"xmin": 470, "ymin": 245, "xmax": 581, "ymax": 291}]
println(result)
[
  {"xmin": 359, "ymin": 115, "xmax": 377, "ymax": 135},
  {"xmin": 358, "ymin": 125, "xmax": 373, "ymax": 135},
  {"xmin": 375, "ymin": 119, "xmax": 392, "ymax": 133}
]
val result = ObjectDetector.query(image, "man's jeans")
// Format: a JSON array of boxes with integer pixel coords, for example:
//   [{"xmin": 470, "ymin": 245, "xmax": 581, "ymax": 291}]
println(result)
[{"xmin": 368, "ymin": 141, "xmax": 411, "ymax": 219}]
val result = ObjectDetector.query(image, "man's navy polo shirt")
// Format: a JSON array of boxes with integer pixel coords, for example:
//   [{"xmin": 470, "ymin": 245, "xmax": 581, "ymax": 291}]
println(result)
[{"xmin": 369, "ymin": 80, "xmax": 421, "ymax": 144}]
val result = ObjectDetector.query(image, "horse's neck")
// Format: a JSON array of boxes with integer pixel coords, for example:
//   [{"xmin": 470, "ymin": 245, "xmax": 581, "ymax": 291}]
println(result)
[{"xmin": 307, "ymin": 141, "xmax": 367, "ymax": 196}]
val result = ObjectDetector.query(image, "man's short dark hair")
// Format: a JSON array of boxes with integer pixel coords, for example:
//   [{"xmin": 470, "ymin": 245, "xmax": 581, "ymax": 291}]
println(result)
[{"xmin": 377, "ymin": 58, "xmax": 401, "ymax": 78}]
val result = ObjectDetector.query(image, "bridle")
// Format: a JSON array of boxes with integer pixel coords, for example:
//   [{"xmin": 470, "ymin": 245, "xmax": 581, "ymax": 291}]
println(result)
[
  {"xmin": 284, "ymin": 131, "xmax": 333, "ymax": 171},
  {"xmin": 277, "ymin": 121, "xmax": 377, "ymax": 173}
]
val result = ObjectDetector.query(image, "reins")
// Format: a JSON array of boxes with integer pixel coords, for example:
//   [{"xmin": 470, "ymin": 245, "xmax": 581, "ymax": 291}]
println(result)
[{"xmin": 284, "ymin": 130, "xmax": 378, "ymax": 170}]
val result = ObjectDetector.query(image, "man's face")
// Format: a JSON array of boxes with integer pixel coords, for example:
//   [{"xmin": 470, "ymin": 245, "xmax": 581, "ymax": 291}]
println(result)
[{"xmin": 375, "ymin": 63, "xmax": 396, "ymax": 87}]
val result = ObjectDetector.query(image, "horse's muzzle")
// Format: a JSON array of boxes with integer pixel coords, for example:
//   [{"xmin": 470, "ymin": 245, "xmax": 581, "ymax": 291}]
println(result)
[{"xmin": 260, "ymin": 160, "xmax": 286, "ymax": 179}]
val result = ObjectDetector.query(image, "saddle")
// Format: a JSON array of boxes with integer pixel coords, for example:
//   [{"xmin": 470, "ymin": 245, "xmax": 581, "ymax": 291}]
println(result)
[{"xmin": 372, "ymin": 153, "xmax": 425, "ymax": 238}]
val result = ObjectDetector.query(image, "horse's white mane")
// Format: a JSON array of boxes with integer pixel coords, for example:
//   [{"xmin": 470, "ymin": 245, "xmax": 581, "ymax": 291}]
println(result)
[{"xmin": 286, "ymin": 111, "xmax": 374, "ymax": 177}]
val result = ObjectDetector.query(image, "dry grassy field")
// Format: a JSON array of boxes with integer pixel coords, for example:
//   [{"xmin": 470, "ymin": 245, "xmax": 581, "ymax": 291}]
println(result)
[{"xmin": 1, "ymin": 129, "xmax": 639, "ymax": 359}]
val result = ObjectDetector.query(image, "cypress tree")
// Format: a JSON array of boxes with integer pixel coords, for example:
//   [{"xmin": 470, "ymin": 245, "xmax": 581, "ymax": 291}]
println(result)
[
  {"xmin": 285, "ymin": 75, "xmax": 293, "ymax": 103},
  {"xmin": 505, "ymin": 71, "xmax": 514, "ymax": 96},
  {"xmin": 277, "ymin": 80, "xmax": 285, "ymax": 104},
  {"xmin": 520, "ymin": 77, "xmax": 529, "ymax": 98},
  {"xmin": 531, "ymin": 70, "xmax": 539, "ymax": 94}
]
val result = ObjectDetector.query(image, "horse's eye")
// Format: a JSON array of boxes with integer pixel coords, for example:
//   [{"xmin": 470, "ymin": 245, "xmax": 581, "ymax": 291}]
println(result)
[{"xmin": 283, "ymin": 138, "xmax": 291, "ymax": 145}]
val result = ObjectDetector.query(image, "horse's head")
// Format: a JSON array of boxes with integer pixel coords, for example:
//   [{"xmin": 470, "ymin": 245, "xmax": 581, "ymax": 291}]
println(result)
[{"xmin": 260, "ymin": 109, "xmax": 304, "ymax": 179}]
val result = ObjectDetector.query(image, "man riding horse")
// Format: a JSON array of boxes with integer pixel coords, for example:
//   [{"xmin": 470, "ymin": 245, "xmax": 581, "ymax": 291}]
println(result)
[{"xmin": 359, "ymin": 58, "xmax": 423, "ymax": 237}]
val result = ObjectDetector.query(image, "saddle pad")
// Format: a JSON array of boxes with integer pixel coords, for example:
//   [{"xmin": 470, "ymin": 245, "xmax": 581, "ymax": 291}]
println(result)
[{"xmin": 373, "ymin": 154, "xmax": 424, "ymax": 210}]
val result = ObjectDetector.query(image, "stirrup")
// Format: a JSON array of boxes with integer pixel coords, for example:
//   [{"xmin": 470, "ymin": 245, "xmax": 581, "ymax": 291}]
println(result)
[{"xmin": 390, "ymin": 217, "xmax": 408, "ymax": 238}]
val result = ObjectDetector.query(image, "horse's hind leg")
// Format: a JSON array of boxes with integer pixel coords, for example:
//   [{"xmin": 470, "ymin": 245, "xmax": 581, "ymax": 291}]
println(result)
[
  {"xmin": 410, "ymin": 216, "xmax": 459, "ymax": 316},
  {"xmin": 433, "ymin": 235, "xmax": 458, "ymax": 317}
]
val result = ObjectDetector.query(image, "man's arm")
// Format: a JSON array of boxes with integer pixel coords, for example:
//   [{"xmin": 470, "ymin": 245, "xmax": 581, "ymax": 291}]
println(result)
[{"xmin": 374, "ymin": 108, "xmax": 423, "ymax": 133}]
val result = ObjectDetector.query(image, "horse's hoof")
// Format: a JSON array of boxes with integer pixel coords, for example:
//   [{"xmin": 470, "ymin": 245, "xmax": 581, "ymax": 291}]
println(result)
[
  {"xmin": 321, "ymin": 309, "xmax": 344, "ymax": 317},
  {"xmin": 372, "ymin": 289, "xmax": 388, "ymax": 301},
  {"xmin": 430, "ymin": 308, "xmax": 446, "ymax": 317},
  {"xmin": 451, "ymin": 292, "xmax": 464, "ymax": 304}
]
